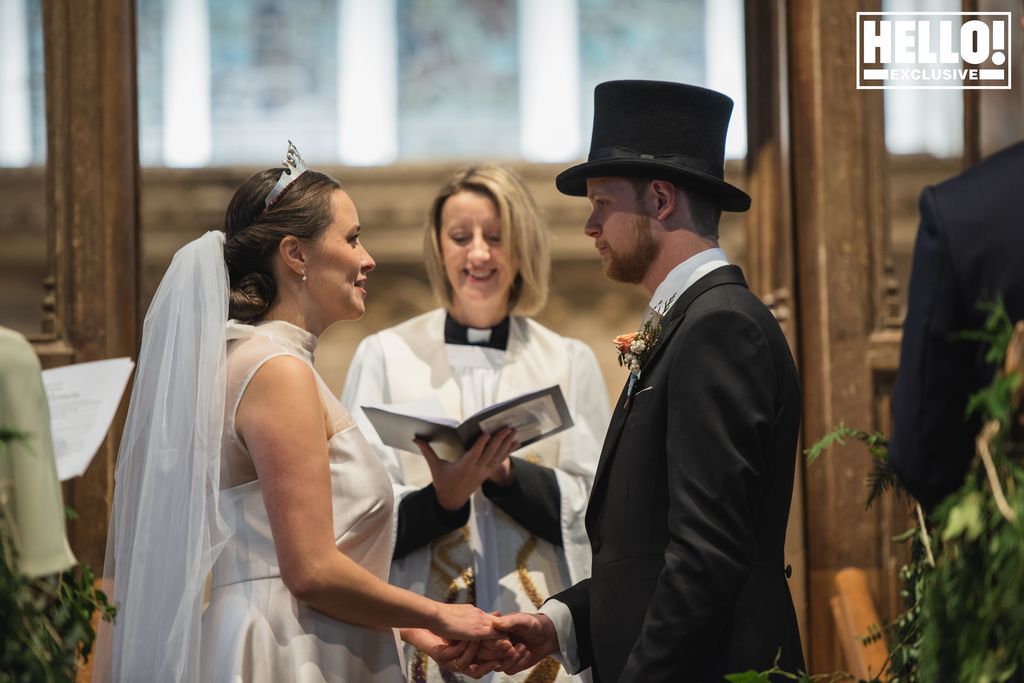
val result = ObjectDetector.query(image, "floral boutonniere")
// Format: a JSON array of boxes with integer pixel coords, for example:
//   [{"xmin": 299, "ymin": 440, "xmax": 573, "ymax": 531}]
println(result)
[{"xmin": 613, "ymin": 295, "xmax": 675, "ymax": 409}]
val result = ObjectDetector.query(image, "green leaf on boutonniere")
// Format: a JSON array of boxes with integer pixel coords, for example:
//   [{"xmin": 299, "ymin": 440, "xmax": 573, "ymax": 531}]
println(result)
[{"xmin": 612, "ymin": 295, "xmax": 676, "ymax": 376}]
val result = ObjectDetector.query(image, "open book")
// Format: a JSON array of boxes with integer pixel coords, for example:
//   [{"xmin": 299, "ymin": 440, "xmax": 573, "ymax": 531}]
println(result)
[{"xmin": 361, "ymin": 385, "xmax": 573, "ymax": 462}]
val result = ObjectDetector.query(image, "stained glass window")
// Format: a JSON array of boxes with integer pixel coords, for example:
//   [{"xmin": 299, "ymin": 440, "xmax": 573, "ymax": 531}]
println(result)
[
  {"xmin": 4, "ymin": 0, "xmax": 762, "ymax": 167},
  {"xmin": 578, "ymin": 0, "xmax": 706, "ymax": 139},
  {"xmin": 397, "ymin": 0, "xmax": 519, "ymax": 159},
  {"xmin": 208, "ymin": 0, "xmax": 339, "ymax": 164}
]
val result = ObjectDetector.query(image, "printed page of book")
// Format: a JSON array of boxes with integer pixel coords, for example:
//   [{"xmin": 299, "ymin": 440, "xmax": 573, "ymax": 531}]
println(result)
[
  {"xmin": 460, "ymin": 385, "xmax": 574, "ymax": 448},
  {"xmin": 361, "ymin": 394, "xmax": 463, "ymax": 462}
]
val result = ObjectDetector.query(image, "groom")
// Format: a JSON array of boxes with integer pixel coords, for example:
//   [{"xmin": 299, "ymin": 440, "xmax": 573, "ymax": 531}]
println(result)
[{"xmin": 488, "ymin": 81, "xmax": 805, "ymax": 681}]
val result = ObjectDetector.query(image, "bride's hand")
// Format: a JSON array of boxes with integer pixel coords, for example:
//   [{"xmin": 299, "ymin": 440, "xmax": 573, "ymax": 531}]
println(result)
[
  {"xmin": 400, "ymin": 629, "xmax": 482, "ymax": 673},
  {"xmin": 430, "ymin": 602, "xmax": 502, "ymax": 642},
  {"xmin": 414, "ymin": 428, "xmax": 519, "ymax": 511},
  {"xmin": 400, "ymin": 630, "xmax": 503, "ymax": 679}
]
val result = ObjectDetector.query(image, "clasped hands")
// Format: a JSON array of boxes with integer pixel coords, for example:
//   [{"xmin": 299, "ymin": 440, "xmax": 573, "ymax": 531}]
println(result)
[
  {"xmin": 405, "ymin": 612, "xmax": 560, "ymax": 678},
  {"xmin": 410, "ymin": 428, "xmax": 559, "ymax": 676}
]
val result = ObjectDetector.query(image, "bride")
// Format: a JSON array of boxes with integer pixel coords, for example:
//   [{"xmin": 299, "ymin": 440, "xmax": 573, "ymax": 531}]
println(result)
[{"xmin": 93, "ymin": 144, "xmax": 514, "ymax": 682}]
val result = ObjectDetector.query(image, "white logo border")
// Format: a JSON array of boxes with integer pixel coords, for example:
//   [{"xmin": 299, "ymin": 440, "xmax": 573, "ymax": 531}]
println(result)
[{"xmin": 855, "ymin": 11, "xmax": 1013, "ymax": 90}]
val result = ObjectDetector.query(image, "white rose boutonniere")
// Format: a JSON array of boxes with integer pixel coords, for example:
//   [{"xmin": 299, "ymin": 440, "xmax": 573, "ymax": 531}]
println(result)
[{"xmin": 612, "ymin": 296, "xmax": 676, "ymax": 410}]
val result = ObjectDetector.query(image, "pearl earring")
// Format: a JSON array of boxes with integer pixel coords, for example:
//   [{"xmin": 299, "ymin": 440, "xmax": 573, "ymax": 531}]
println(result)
[{"xmin": 301, "ymin": 271, "xmax": 307, "ymax": 282}]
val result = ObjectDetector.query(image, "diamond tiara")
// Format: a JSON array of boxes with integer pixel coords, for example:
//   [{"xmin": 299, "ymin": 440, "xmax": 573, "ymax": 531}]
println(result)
[{"xmin": 264, "ymin": 140, "xmax": 309, "ymax": 209}]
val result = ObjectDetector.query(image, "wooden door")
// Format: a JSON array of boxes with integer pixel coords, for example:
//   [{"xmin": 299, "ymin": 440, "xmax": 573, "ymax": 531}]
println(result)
[{"xmin": 746, "ymin": 0, "xmax": 911, "ymax": 673}]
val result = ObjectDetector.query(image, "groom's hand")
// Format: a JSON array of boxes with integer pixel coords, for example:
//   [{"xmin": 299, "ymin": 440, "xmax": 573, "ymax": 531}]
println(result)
[{"xmin": 492, "ymin": 612, "xmax": 560, "ymax": 675}]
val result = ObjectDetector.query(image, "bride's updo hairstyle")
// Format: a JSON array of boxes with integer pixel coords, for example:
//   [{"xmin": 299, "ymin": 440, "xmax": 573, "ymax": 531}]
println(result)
[{"xmin": 222, "ymin": 168, "xmax": 341, "ymax": 322}]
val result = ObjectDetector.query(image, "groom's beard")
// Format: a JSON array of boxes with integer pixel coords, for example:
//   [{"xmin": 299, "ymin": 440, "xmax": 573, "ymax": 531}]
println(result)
[{"xmin": 603, "ymin": 214, "xmax": 659, "ymax": 285}]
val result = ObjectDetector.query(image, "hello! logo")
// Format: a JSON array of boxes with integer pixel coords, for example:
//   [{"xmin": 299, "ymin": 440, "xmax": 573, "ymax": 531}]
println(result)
[{"xmin": 857, "ymin": 12, "xmax": 1012, "ymax": 89}]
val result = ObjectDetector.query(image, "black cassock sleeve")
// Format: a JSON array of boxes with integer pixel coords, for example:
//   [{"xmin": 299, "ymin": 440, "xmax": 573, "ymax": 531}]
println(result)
[{"xmin": 393, "ymin": 484, "xmax": 471, "ymax": 559}]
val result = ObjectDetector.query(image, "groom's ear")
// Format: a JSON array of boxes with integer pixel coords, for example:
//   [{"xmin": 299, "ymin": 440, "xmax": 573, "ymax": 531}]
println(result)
[{"xmin": 649, "ymin": 180, "xmax": 677, "ymax": 222}]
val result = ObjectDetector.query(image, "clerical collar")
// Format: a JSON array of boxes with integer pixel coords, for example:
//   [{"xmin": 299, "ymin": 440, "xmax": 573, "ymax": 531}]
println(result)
[{"xmin": 444, "ymin": 313, "xmax": 510, "ymax": 350}]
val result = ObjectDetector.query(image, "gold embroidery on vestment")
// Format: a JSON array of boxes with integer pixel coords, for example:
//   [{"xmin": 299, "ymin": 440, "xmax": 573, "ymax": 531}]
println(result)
[
  {"xmin": 412, "ymin": 527, "xmax": 475, "ymax": 682},
  {"xmin": 515, "ymin": 534, "xmax": 561, "ymax": 681},
  {"xmin": 515, "ymin": 535, "xmax": 544, "ymax": 609},
  {"xmin": 524, "ymin": 657, "xmax": 562, "ymax": 683}
]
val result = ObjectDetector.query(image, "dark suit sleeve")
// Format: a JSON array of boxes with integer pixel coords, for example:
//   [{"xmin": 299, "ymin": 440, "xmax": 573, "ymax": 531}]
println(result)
[
  {"xmin": 889, "ymin": 185, "xmax": 977, "ymax": 510},
  {"xmin": 619, "ymin": 308, "xmax": 776, "ymax": 681},
  {"xmin": 549, "ymin": 578, "xmax": 593, "ymax": 672},
  {"xmin": 393, "ymin": 484, "xmax": 470, "ymax": 559},
  {"xmin": 482, "ymin": 457, "xmax": 562, "ymax": 546}
]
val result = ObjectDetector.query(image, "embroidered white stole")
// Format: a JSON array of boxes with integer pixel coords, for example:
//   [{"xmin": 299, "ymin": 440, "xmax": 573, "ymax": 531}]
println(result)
[{"xmin": 378, "ymin": 309, "xmax": 589, "ymax": 683}]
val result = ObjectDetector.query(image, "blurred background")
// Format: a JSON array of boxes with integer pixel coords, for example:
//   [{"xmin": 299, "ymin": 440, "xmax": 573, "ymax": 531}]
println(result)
[
  {"xmin": 5, "ymin": 0, "xmax": 1022, "ymax": 391},
  {"xmin": 1, "ymin": 0, "xmax": 1022, "ymax": 674}
]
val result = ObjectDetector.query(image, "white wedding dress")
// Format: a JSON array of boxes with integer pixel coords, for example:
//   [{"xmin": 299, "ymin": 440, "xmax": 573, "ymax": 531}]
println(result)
[{"xmin": 199, "ymin": 320, "xmax": 405, "ymax": 682}]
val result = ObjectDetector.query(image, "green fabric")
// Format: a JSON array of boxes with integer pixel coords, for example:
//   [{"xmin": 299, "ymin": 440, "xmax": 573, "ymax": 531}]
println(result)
[{"xmin": 0, "ymin": 326, "xmax": 76, "ymax": 577}]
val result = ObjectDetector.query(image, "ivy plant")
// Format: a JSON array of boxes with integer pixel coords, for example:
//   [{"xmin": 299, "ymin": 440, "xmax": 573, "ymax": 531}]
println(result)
[{"xmin": 0, "ymin": 430, "xmax": 116, "ymax": 682}]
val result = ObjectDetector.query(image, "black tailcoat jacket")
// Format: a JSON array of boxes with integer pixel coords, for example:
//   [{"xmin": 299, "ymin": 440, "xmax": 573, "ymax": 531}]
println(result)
[
  {"xmin": 553, "ymin": 265, "xmax": 804, "ymax": 682},
  {"xmin": 890, "ymin": 141, "xmax": 1024, "ymax": 510}
]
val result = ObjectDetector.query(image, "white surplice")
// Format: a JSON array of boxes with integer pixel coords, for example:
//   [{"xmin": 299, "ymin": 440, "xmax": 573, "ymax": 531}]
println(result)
[{"xmin": 342, "ymin": 309, "xmax": 610, "ymax": 683}]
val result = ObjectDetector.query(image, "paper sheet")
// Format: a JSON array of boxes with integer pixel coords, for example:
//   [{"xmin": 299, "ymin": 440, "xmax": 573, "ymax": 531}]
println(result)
[{"xmin": 42, "ymin": 357, "xmax": 135, "ymax": 481}]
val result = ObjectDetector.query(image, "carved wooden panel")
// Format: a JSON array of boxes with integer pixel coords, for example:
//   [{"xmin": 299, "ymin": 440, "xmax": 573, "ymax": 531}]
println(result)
[
  {"xmin": 744, "ymin": 0, "xmax": 808, "ymax": 656},
  {"xmin": 786, "ymin": 0, "xmax": 897, "ymax": 672},
  {"xmin": 37, "ymin": 0, "xmax": 140, "ymax": 568},
  {"xmin": 867, "ymin": 330, "xmax": 909, "ymax": 623}
]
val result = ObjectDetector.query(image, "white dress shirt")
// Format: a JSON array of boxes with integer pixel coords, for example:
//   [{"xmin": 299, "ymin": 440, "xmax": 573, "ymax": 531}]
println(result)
[
  {"xmin": 648, "ymin": 246, "xmax": 730, "ymax": 315},
  {"xmin": 538, "ymin": 246, "xmax": 731, "ymax": 674}
]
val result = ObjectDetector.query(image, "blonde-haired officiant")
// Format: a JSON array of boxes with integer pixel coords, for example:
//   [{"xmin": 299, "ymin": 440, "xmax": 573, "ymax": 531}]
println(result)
[{"xmin": 343, "ymin": 164, "xmax": 610, "ymax": 682}]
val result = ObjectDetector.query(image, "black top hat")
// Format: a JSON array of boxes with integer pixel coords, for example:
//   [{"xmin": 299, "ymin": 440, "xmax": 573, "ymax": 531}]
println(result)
[{"xmin": 555, "ymin": 80, "xmax": 750, "ymax": 212}]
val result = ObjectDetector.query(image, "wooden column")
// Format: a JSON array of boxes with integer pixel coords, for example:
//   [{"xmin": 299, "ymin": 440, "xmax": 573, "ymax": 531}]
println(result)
[
  {"xmin": 36, "ymin": 0, "xmax": 140, "ymax": 569},
  {"xmin": 961, "ymin": 0, "xmax": 981, "ymax": 168},
  {"xmin": 744, "ymin": 0, "xmax": 808, "ymax": 657},
  {"xmin": 786, "ymin": 0, "xmax": 890, "ymax": 672}
]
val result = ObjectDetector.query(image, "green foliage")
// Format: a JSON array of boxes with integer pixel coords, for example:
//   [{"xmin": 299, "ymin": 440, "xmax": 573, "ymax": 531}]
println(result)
[
  {"xmin": 0, "ymin": 545, "xmax": 115, "ymax": 682},
  {"xmin": 804, "ymin": 423, "xmax": 889, "ymax": 466},
  {"xmin": 917, "ymin": 304, "xmax": 1024, "ymax": 682},
  {"xmin": 880, "ymin": 534, "xmax": 929, "ymax": 683},
  {"xmin": 737, "ymin": 300, "xmax": 1024, "ymax": 683},
  {"xmin": 798, "ymin": 300, "xmax": 1024, "ymax": 683},
  {"xmin": 725, "ymin": 651, "xmax": 848, "ymax": 683},
  {"xmin": 803, "ymin": 423, "xmax": 928, "ymax": 683},
  {"xmin": 953, "ymin": 298, "xmax": 1015, "ymax": 367},
  {"xmin": 955, "ymin": 298, "xmax": 1018, "ymax": 433},
  {"xmin": 940, "ymin": 491, "xmax": 985, "ymax": 542},
  {"xmin": 804, "ymin": 423, "xmax": 899, "ymax": 509},
  {"xmin": 0, "ymin": 429, "xmax": 116, "ymax": 682},
  {"xmin": 965, "ymin": 372, "xmax": 1022, "ymax": 431}
]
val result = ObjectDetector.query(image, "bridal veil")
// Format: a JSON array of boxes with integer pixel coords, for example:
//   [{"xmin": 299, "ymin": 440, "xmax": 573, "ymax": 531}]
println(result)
[{"xmin": 93, "ymin": 231, "xmax": 232, "ymax": 682}]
